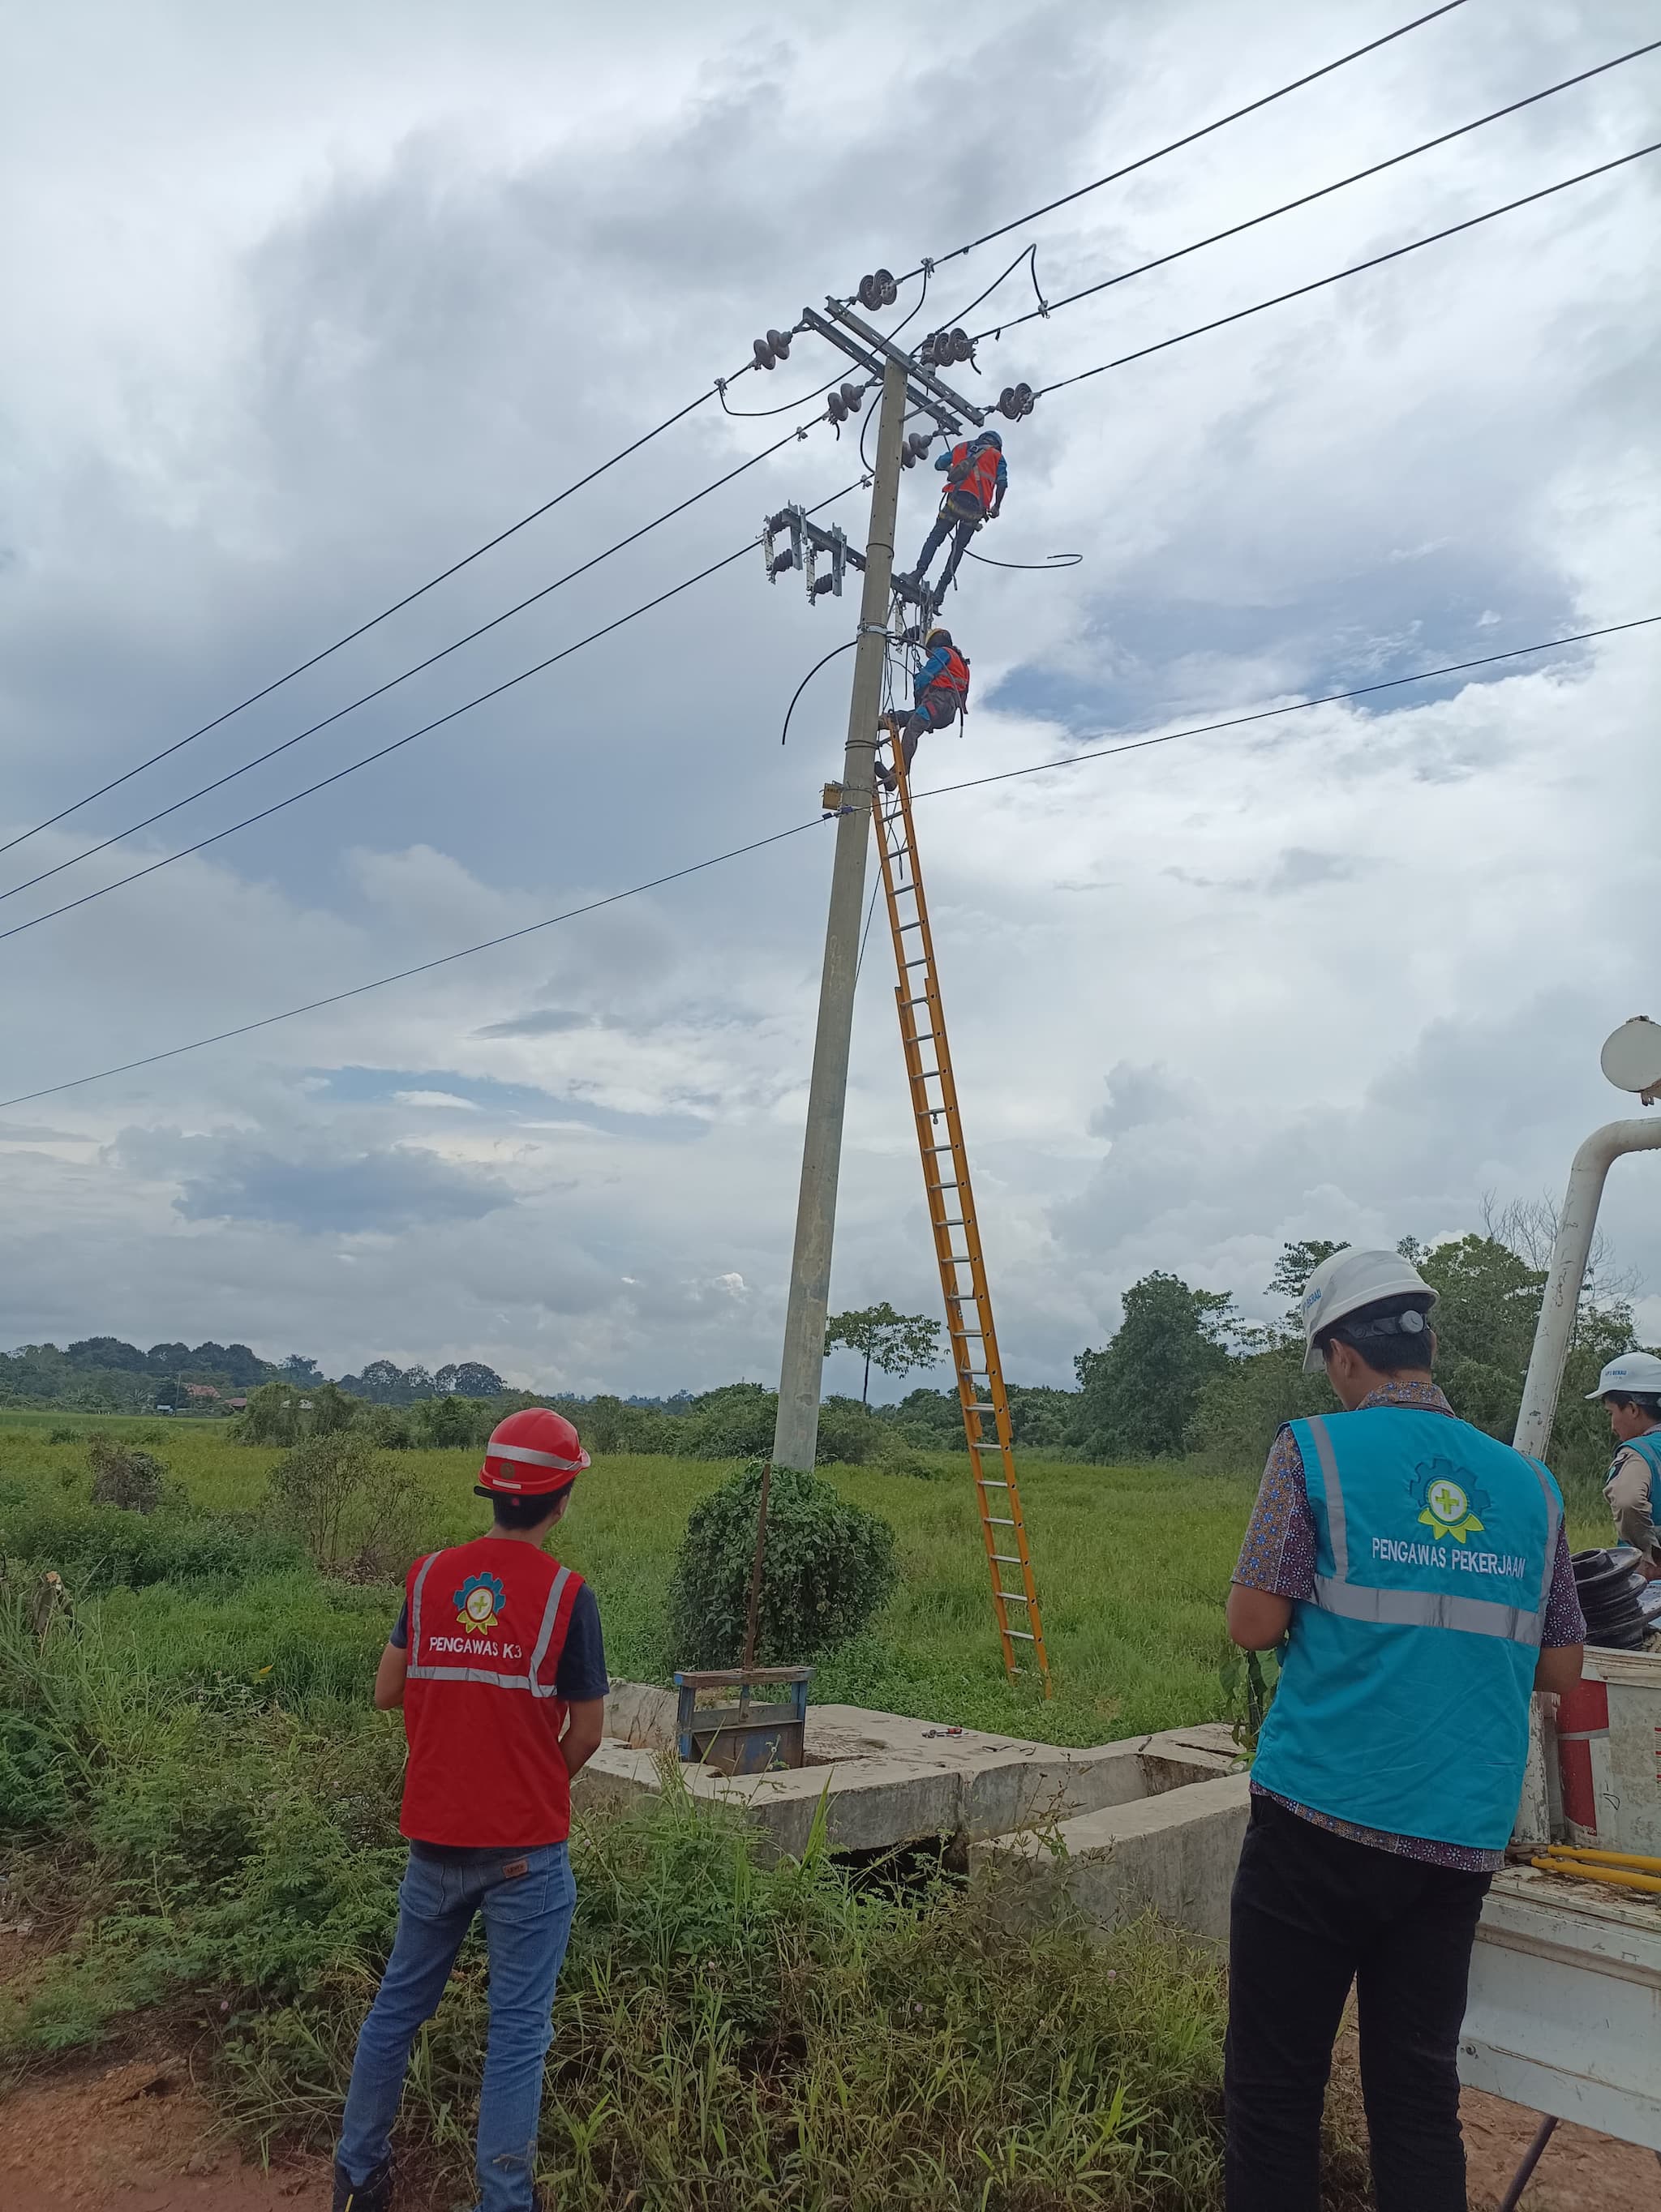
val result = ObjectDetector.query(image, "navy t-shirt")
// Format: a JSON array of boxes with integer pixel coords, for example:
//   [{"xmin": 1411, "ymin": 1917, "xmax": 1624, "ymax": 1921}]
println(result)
[{"xmin": 390, "ymin": 1580, "xmax": 608, "ymax": 1702}]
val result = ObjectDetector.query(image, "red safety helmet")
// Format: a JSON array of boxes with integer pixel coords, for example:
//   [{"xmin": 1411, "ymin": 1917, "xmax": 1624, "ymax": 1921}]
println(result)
[{"xmin": 477, "ymin": 1406, "xmax": 591, "ymax": 1496}]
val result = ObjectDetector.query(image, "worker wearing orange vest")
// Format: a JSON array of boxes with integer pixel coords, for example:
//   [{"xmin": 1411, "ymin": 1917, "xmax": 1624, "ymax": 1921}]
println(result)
[
  {"xmin": 875, "ymin": 628, "xmax": 970, "ymax": 790},
  {"xmin": 333, "ymin": 1408, "xmax": 606, "ymax": 2212},
  {"xmin": 896, "ymin": 429, "xmax": 1006, "ymax": 598}
]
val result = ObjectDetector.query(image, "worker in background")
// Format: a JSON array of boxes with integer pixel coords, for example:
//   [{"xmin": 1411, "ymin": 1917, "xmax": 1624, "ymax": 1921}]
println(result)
[
  {"xmin": 1225, "ymin": 1248, "xmax": 1584, "ymax": 2212},
  {"xmin": 896, "ymin": 428, "xmax": 1006, "ymax": 598},
  {"xmin": 874, "ymin": 627, "xmax": 970, "ymax": 791},
  {"xmin": 1587, "ymin": 1350, "xmax": 1661, "ymax": 1579},
  {"xmin": 333, "ymin": 1408, "xmax": 607, "ymax": 2212}
]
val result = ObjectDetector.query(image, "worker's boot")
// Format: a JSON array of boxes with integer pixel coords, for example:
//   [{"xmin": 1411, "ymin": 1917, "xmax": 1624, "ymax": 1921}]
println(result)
[{"xmin": 332, "ymin": 2158, "xmax": 393, "ymax": 2212}]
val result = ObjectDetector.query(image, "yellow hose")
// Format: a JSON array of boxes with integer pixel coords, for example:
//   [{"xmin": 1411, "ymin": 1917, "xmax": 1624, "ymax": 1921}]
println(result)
[
  {"xmin": 1531, "ymin": 1856, "xmax": 1661, "ymax": 1896},
  {"xmin": 1540, "ymin": 1844, "xmax": 1661, "ymax": 1874}
]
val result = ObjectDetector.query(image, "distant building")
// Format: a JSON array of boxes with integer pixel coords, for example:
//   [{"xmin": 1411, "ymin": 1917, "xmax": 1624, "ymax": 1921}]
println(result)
[
  {"xmin": 227, "ymin": 1396, "xmax": 248, "ymax": 1411},
  {"xmin": 185, "ymin": 1382, "xmax": 220, "ymax": 1400}
]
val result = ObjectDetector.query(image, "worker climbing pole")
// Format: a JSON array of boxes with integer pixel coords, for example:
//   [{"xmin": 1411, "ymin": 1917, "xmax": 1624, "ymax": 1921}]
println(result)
[
  {"xmin": 762, "ymin": 279, "xmax": 1050, "ymax": 1685},
  {"xmin": 869, "ymin": 705, "xmax": 1051, "ymax": 1694}
]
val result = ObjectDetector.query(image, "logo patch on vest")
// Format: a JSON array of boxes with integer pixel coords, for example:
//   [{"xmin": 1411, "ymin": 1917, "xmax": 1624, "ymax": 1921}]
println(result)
[
  {"xmin": 453, "ymin": 1571, "xmax": 506, "ymax": 1634},
  {"xmin": 1407, "ymin": 1460, "xmax": 1489, "ymax": 1543}
]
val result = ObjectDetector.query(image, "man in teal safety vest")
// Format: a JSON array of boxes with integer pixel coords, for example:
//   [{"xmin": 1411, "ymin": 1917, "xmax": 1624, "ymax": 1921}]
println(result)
[
  {"xmin": 1586, "ymin": 1349, "xmax": 1661, "ymax": 1578},
  {"xmin": 1224, "ymin": 1247, "xmax": 1585, "ymax": 2212}
]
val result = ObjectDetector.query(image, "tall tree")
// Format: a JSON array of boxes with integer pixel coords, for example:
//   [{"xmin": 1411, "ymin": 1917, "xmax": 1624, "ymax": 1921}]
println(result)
[
  {"xmin": 823, "ymin": 1304, "xmax": 942, "ymax": 1405},
  {"xmin": 1072, "ymin": 1272, "xmax": 1234, "ymax": 1461}
]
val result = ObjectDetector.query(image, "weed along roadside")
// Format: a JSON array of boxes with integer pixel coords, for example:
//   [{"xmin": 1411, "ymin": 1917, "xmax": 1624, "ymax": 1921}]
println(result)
[{"xmin": 0, "ymin": 1404, "xmax": 1631, "ymax": 2207}]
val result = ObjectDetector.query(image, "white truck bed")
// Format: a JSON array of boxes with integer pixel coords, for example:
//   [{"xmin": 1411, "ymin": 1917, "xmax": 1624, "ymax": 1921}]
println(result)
[{"xmin": 1459, "ymin": 1863, "xmax": 1661, "ymax": 2150}]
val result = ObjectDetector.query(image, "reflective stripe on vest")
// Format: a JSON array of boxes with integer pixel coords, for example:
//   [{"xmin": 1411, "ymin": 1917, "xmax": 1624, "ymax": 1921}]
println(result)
[
  {"xmin": 1303, "ymin": 1413, "xmax": 1559, "ymax": 1644},
  {"xmin": 1250, "ymin": 1403, "xmax": 1561, "ymax": 1848},
  {"xmin": 405, "ymin": 1551, "xmax": 572, "ymax": 1696}
]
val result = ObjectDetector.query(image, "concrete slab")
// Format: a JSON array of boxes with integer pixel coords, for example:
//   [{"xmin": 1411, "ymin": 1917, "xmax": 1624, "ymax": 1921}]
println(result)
[
  {"xmin": 587, "ymin": 1687, "xmax": 1243, "ymax": 1905},
  {"xmin": 972, "ymin": 1773, "xmax": 1251, "ymax": 1943}
]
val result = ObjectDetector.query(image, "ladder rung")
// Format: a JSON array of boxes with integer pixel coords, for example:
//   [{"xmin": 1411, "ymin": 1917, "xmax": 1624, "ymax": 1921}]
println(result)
[
  {"xmin": 990, "ymin": 1553, "xmax": 1022, "ymax": 1564},
  {"xmin": 975, "ymin": 1477, "xmax": 1011, "ymax": 1489},
  {"xmin": 997, "ymin": 1591, "xmax": 1032, "ymax": 1605},
  {"xmin": 1002, "ymin": 1629, "xmax": 1037, "ymax": 1643},
  {"xmin": 902, "ymin": 956, "xmax": 929, "ymax": 969},
  {"xmin": 923, "ymin": 1143, "xmax": 955, "ymax": 1155},
  {"xmin": 985, "ymin": 1517, "xmax": 1015, "ymax": 1527}
]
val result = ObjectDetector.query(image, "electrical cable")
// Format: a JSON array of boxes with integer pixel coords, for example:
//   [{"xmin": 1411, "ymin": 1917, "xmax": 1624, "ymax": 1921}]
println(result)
[
  {"xmin": 3, "ymin": 407, "xmax": 849, "ymax": 911},
  {"xmin": 892, "ymin": 0, "xmax": 1471, "ymax": 282},
  {"xmin": 913, "ymin": 615, "xmax": 1661, "ymax": 803},
  {"xmin": 36, "ymin": 40, "xmax": 1619, "ymax": 918},
  {"xmin": 779, "ymin": 637, "xmax": 859, "ymax": 746},
  {"xmin": 0, "ymin": 817, "xmax": 828, "ymax": 1112},
  {"xmin": 0, "ymin": 478, "xmax": 869, "ymax": 948},
  {"xmin": 9, "ymin": 613, "xmax": 1653, "ymax": 1112},
  {"xmin": 964, "ymin": 551, "xmax": 1082, "ymax": 572},
  {"xmin": 968, "ymin": 40, "xmax": 1661, "ymax": 351},
  {"xmin": 942, "ymin": 243, "xmax": 1048, "ymax": 334},
  {"xmin": 718, "ymin": 369, "xmax": 843, "ymax": 418},
  {"xmin": 0, "ymin": 379, "xmax": 759, "ymax": 860},
  {"xmin": 1030, "ymin": 138, "xmax": 1661, "ymax": 399}
]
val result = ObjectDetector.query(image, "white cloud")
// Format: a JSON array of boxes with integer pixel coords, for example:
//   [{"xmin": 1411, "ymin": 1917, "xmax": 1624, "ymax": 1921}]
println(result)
[{"xmin": 0, "ymin": 0, "xmax": 1658, "ymax": 1393}]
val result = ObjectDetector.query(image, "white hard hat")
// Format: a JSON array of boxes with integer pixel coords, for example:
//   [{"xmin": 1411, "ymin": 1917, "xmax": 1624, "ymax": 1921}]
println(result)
[
  {"xmin": 1586, "ymin": 1351, "xmax": 1661, "ymax": 1400},
  {"xmin": 1299, "ymin": 1246, "xmax": 1438, "ymax": 1374}
]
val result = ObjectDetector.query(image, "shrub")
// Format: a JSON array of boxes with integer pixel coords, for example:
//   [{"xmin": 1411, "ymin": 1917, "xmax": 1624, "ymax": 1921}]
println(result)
[
  {"xmin": 87, "ymin": 1436, "xmax": 166, "ymax": 1514},
  {"xmin": 265, "ymin": 1434, "xmax": 421, "ymax": 1579},
  {"xmin": 0, "ymin": 1503, "xmax": 306, "ymax": 1591},
  {"xmin": 682, "ymin": 1382, "xmax": 779, "ymax": 1461},
  {"xmin": 48, "ymin": 1425, "xmax": 84, "ymax": 1446},
  {"xmin": 666, "ymin": 1461, "xmax": 897, "ymax": 1667},
  {"xmin": 813, "ymin": 1395, "xmax": 891, "ymax": 1466}
]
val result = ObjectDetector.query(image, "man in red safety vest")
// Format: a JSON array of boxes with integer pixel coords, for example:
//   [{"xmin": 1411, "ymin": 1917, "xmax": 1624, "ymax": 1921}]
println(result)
[
  {"xmin": 333, "ymin": 1408, "xmax": 607, "ymax": 2212},
  {"xmin": 895, "ymin": 428, "xmax": 1006, "ymax": 599},
  {"xmin": 875, "ymin": 627, "xmax": 970, "ymax": 791}
]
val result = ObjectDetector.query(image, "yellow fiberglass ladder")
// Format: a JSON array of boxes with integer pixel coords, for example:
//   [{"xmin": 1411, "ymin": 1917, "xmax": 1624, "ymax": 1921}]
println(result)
[{"xmin": 870, "ymin": 744, "xmax": 1052, "ymax": 1695}]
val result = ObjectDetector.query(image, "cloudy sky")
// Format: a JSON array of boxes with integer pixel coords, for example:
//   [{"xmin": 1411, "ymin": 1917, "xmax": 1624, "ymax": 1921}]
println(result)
[{"xmin": 2, "ymin": 0, "xmax": 1658, "ymax": 1398}]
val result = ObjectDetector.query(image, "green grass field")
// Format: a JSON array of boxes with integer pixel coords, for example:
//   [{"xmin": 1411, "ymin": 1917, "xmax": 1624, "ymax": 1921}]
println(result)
[
  {"xmin": 0, "ymin": 1412, "xmax": 1613, "ymax": 1744},
  {"xmin": 6, "ymin": 1408, "xmax": 1599, "ymax": 2205}
]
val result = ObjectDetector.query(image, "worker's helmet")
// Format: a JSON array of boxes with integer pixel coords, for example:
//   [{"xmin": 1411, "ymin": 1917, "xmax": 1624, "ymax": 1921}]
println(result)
[
  {"xmin": 1298, "ymin": 1247, "xmax": 1436, "ymax": 1374},
  {"xmin": 1586, "ymin": 1350, "xmax": 1661, "ymax": 1400},
  {"xmin": 476, "ymin": 1406, "xmax": 590, "ymax": 1496},
  {"xmin": 925, "ymin": 626, "xmax": 953, "ymax": 649},
  {"xmin": 976, "ymin": 428, "xmax": 1003, "ymax": 450}
]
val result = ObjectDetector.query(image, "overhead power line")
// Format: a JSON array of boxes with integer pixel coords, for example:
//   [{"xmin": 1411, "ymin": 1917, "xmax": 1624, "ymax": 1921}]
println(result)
[
  {"xmin": 7, "ymin": 613, "xmax": 1651, "ymax": 1113},
  {"xmin": 0, "ymin": 481, "xmax": 868, "ymax": 949},
  {"xmin": 1031, "ymin": 139, "xmax": 1661, "ymax": 397},
  {"xmin": 917, "ymin": 615, "xmax": 1661, "ymax": 802},
  {"xmin": 15, "ymin": 128, "xmax": 1652, "ymax": 950},
  {"xmin": 2, "ymin": 403, "xmax": 858, "ymax": 911},
  {"xmin": 0, "ymin": 381, "xmax": 739, "ymax": 861},
  {"xmin": 0, "ymin": 819, "xmax": 827, "ymax": 1111},
  {"xmin": 969, "ymin": 39, "xmax": 1661, "ymax": 349},
  {"xmin": 0, "ymin": 1, "xmax": 1473, "ymax": 870},
  {"xmin": 895, "ymin": 0, "xmax": 1471, "ymax": 281}
]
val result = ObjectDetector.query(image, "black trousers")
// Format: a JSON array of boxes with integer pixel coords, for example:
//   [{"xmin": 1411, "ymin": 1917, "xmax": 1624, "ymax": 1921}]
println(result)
[{"xmin": 1224, "ymin": 1793, "xmax": 1491, "ymax": 2212}]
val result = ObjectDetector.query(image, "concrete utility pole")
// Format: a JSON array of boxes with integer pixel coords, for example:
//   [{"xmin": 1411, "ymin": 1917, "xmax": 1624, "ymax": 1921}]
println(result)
[{"xmin": 771, "ymin": 354, "xmax": 909, "ymax": 1472}]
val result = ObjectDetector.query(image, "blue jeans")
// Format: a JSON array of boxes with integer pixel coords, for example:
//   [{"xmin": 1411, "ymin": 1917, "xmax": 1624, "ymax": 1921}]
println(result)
[{"xmin": 338, "ymin": 1842, "xmax": 577, "ymax": 2212}]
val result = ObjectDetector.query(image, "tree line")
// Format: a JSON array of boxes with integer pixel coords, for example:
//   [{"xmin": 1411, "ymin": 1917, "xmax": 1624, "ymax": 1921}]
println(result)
[{"xmin": 5, "ymin": 1207, "xmax": 1642, "ymax": 1481}]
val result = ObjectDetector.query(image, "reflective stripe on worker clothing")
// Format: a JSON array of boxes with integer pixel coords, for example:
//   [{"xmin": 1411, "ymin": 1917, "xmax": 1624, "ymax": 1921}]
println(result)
[
  {"xmin": 406, "ymin": 1552, "xmax": 573, "ymax": 1695},
  {"xmin": 1251, "ymin": 1405, "xmax": 1560, "ymax": 1851}
]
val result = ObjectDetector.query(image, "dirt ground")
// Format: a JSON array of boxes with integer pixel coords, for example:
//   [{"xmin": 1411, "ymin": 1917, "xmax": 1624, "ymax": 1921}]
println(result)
[
  {"xmin": 0, "ymin": 2047, "xmax": 1655, "ymax": 2211},
  {"xmin": 0, "ymin": 2056, "xmax": 331, "ymax": 2212}
]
